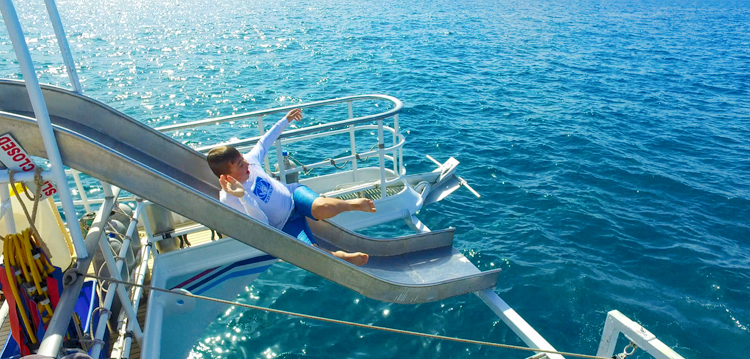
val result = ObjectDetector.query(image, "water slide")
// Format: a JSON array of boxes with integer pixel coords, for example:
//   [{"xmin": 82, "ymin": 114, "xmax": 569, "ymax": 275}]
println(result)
[{"xmin": 0, "ymin": 80, "xmax": 500, "ymax": 303}]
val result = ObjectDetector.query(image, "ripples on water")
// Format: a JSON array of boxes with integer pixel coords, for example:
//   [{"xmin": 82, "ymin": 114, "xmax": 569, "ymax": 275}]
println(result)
[{"xmin": 1, "ymin": 0, "xmax": 748, "ymax": 358}]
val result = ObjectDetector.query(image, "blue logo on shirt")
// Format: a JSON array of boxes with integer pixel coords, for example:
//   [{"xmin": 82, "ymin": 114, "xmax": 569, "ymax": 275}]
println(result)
[{"xmin": 252, "ymin": 176, "xmax": 273, "ymax": 203}]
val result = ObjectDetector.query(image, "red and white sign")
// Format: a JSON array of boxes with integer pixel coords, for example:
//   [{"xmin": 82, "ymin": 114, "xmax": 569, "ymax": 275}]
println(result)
[{"xmin": 0, "ymin": 133, "xmax": 57, "ymax": 199}]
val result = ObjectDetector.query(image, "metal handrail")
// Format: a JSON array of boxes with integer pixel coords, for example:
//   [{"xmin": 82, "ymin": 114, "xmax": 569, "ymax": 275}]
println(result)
[
  {"xmin": 156, "ymin": 94, "xmax": 402, "ymax": 134},
  {"xmin": 247, "ymin": 130, "xmax": 405, "ymax": 175},
  {"xmin": 168, "ymin": 95, "xmax": 406, "ymax": 200}
]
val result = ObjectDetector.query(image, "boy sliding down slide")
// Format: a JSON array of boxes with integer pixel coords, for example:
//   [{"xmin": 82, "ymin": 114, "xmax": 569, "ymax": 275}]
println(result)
[{"xmin": 207, "ymin": 108, "xmax": 375, "ymax": 266}]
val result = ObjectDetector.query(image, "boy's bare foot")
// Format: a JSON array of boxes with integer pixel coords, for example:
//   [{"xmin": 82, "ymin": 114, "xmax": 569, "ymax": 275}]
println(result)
[
  {"xmin": 332, "ymin": 251, "xmax": 369, "ymax": 266},
  {"xmin": 347, "ymin": 198, "xmax": 376, "ymax": 213}
]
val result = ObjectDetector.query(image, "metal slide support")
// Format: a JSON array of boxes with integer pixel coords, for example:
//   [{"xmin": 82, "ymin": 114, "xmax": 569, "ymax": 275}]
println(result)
[
  {"xmin": 38, "ymin": 187, "xmax": 120, "ymax": 356},
  {"xmin": 474, "ymin": 289, "xmax": 565, "ymax": 359},
  {"xmin": 139, "ymin": 201, "xmax": 161, "ymax": 262},
  {"xmin": 0, "ymin": 0, "xmax": 89, "ymax": 258},
  {"xmin": 42, "ymin": 0, "xmax": 82, "ymax": 93},
  {"xmin": 90, "ymin": 201, "xmax": 145, "ymax": 358},
  {"xmin": 348, "ymin": 101, "xmax": 358, "ymax": 181},
  {"xmin": 405, "ymin": 215, "xmax": 430, "ymax": 233},
  {"xmin": 597, "ymin": 310, "xmax": 684, "ymax": 359},
  {"xmin": 102, "ymin": 180, "xmax": 114, "ymax": 198},
  {"xmin": 119, "ymin": 230, "xmax": 152, "ymax": 359},
  {"xmin": 98, "ymin": 230, "xmax": 144, "ymax": 344},
  {"xmin": 404, "ymin": 219, "xmax": 559, "ymax": 359},
  {"xmin": 377, "ymin": 119, "xmax": 387, "ymax": 200},
  {"xmin": 89, "ymin": 241, "xmax": 129, "ymax": 358}
]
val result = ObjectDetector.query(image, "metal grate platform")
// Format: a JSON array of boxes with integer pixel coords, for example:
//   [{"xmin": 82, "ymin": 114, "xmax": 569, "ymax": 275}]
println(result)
[{"xmin": 335, "ymin": 184, "xmax": 405, "ymax": 201}]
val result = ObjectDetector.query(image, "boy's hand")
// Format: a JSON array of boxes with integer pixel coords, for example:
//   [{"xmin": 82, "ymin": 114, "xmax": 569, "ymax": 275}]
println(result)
[
  {"xmin": 285, "ymin": 108, "xmax": 303, "ymax": 123},
  {"xmin": 220, "ymin": 175, "xmax": 245, "ymax": 198}
]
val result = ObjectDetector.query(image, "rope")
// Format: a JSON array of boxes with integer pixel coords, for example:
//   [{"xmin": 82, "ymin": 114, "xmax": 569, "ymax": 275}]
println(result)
[
  {"xmin": 82, "ymin": 273, "xmax": 614, "ymax": 359},
  {"xmin": 287, "ymin": 155, "xmax": 313, "ymax": 175},
  {"xmin": 283, "ymin": 143, "xmax": 380, "ymax": 176},
  {"xmin": 329, "ymin": 158, "xmax": 350, "ymax": 170},
  {"xmin": 8, "ymin": 168, "xmax": 51, "ymax": 259}
]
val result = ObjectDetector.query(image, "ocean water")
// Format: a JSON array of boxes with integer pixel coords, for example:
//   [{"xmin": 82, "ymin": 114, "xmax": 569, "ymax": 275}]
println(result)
[{"xmin": 1, "ymin": 0, "xmax": 749, "ymax": 358}]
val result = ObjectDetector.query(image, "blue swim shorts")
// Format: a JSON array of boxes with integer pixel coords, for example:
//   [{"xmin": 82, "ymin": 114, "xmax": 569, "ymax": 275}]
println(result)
[{"xmin": 281, "ymin": 185, "xmax": 320, "ymax": 246}]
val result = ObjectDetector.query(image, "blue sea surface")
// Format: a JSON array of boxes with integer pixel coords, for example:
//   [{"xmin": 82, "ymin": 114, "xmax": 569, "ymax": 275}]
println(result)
[{"xmin": 1, "ymin": 0, "xmax": 749, "ymax": 358}]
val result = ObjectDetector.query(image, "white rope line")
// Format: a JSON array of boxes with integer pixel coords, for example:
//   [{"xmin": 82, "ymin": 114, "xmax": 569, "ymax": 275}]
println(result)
[{"xmin": 83, "ymin": 273, "xmax": 618, "ymax": 359}]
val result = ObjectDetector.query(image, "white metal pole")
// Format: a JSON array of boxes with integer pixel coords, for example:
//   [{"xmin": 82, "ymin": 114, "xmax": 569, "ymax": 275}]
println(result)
[
  {"xmin": 474, "ymin": 289, "xmax": 565, "ymax": 359},
  {"xmin": 275, "ymin": 139, "xmax": 286, "ymax": 184},
  {"xmin": 0, "ymin": 169, "xmax": 54, "ymax": 183},
  {"xmin": 596, "ymin": 310, "xmax": 684, "ymax": 359},
  {"xmin": 120, "ymin": 235, "xmax": 152, "ymax": 359},
  {"xmin": 0, "ymin": 0, "xmax": 89, "ymax": 258},
  {"xmin": 377, "ymin": 120, "xmax": 387, "ymax": 200},
  {"xmin": 349, "ymin": 125, "xmax": 358, "ymax": 182},
  {"xmin": 0, "ymin": 185, "xmax": 15, "ymax": 234},
  {"xmin": 90, "ymin": 202, "xmax": 145, "ymax": 358},
  {"xmin": 72, "ymin": 170, "xmax": 91, "ymax": 212},
  {"xmin": 98, "ymin": 233, "xmax": 144, "ymax": 343},
  {"xmin": 392, "ymin": 114, "xmax": 399, "ymax": 173},
  {"xmin": 102, "ymin": 180, "xmax": 114, "ymax": 198},
  {"xmin": 41, "ymin": 0, "xmax": 117, "ymax": 199},
  {"xmin": 42, "ymin": 0, "xmax": 82, "ymax": 93},
  {"xmin": 258, "ymin": 115, "xmax": 272, "ymax": 173},
  {"xmin": 348, "ymin": 101, "xmax": 357, "ymax": 181},
  {"xmin": 258, "ymin": 117, "xmax": 272, "ymax": 174},
  {"xmin": 89, "ymin": 268, "xmax": 122, "ymax": 358}
]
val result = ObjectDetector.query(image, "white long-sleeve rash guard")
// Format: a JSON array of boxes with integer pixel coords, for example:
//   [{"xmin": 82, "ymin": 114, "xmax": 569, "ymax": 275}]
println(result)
[{"xmin": 219, "ymin": 116, "xmax": 296, "ymax": 229}]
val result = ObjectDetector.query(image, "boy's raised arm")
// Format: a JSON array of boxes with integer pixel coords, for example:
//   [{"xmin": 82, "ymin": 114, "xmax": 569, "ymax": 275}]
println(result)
[{"xmin": 247, "ymin": 108, "xmax": 303, "ymax": 164}]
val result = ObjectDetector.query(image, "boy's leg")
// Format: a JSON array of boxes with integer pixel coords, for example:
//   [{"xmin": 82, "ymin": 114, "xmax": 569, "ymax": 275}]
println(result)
[
  {"xmin": 310, "ymin": 197, "xmax": 376, "ymax": 220},
  {"xmin": 290, "ymin": 186, "xmax": 370, "ymax": 266},
  {"xmin": 293, "ymin": 185, "xmax": 375, "ymax": 220},
  {"xmin": 281, "ymin": 213, "xmax": 316, "ymax": 246}
]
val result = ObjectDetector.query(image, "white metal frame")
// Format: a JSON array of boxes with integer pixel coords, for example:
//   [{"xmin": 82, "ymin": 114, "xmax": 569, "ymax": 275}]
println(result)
[
  {"xmin": 597, "ymin": 310, "xmax": 685, "ymax": 359},
  {"xmin": 89, "ymin": 200, "xmax": 147, "ymax": 357}
]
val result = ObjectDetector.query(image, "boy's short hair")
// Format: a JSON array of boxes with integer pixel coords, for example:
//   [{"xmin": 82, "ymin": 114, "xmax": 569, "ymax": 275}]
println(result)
[{"xmin": 206, "ymin": 146, "xmax": 242, "ymax": 178}]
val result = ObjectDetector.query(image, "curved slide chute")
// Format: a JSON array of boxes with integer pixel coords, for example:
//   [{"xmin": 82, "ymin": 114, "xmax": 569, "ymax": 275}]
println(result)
[{"xmin": 0, "ymin": 80, "xmax": 500, "ymax": 303}]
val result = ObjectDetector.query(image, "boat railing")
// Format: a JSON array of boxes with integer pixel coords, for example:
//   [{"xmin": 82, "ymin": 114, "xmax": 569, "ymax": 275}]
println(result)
[
  {"xmin": 159, "ymin": 95, "xmax": 407, "ymax": 200},
  {"xmin": 53, "ymin": 168, "xmax": 136, "ymax": 210}
]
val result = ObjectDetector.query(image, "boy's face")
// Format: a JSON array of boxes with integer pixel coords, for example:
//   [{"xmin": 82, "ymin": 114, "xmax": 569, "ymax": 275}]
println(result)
[{"xmin": 227, "ymin": 155, "xmax": 250, "ymax": 183}]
